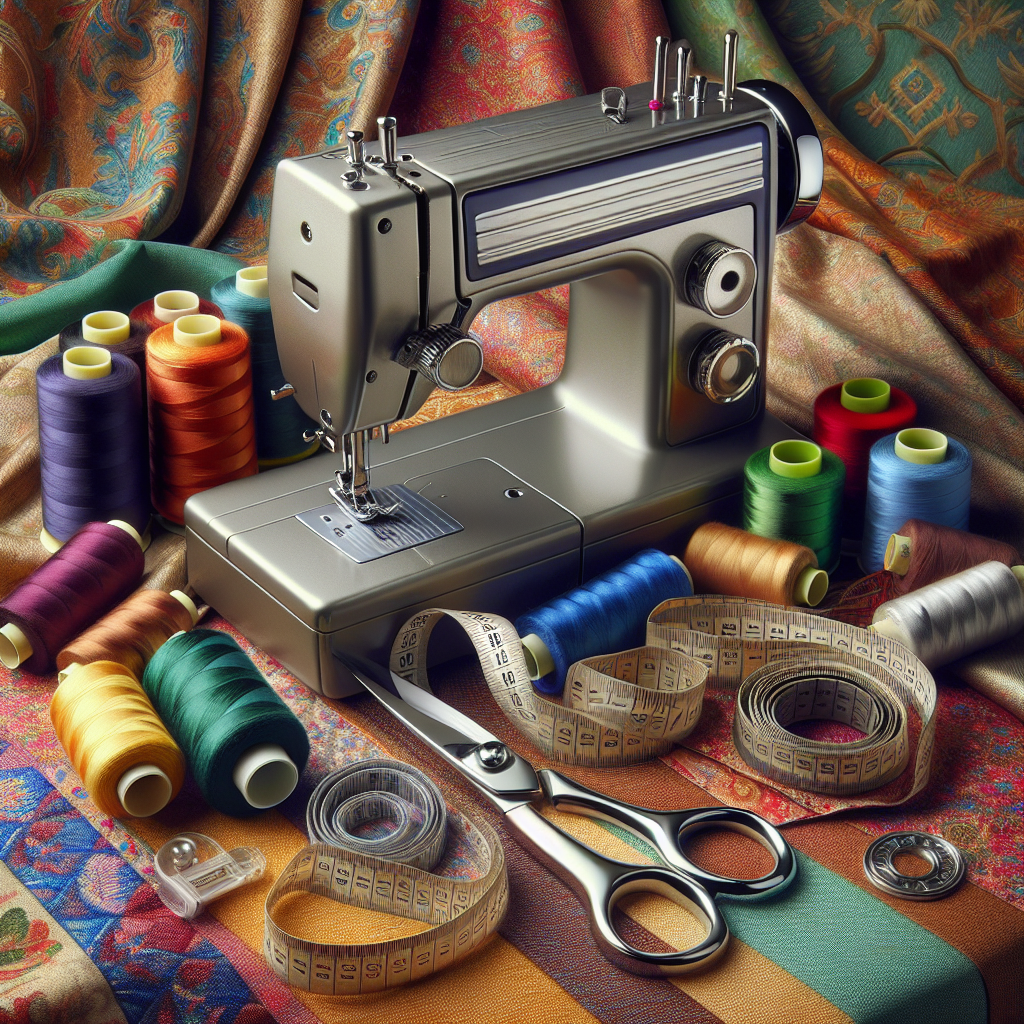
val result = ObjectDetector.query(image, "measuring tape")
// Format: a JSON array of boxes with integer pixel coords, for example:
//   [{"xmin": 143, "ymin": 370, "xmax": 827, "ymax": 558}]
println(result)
[
  {"xmin": 264, "ymin": 762, "xmax": 508, "ymax": 994},
  {"xmin": 391, "ymin": 610, "xmax": 708, "ymax": 766}
]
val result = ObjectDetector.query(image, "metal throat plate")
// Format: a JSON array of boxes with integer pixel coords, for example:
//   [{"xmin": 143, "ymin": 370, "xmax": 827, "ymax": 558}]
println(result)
[{"xmin": 295, "ymin": 485, "xmax": 463, "ymax": 563}]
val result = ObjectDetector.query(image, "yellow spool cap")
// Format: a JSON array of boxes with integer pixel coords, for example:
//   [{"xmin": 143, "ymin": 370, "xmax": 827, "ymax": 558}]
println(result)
[
  {"xmin": 236, "ymin": 265, "xmax": 269, "ymax": 299},
  {"xmin": 153, "ymin": 290, "xmax": 200, "ymax": 323},
  {"xmin": 57, "ymin": 661, "xmax": 82, "ymax": 685},
  {"xmin": 62, "ymin": 345, "xmax": 112, "ymax": 380},
  {"xmin": 170, "ymin": 591, "xmax": 200, "ymax": 626},
  {"xmin": 233, "ymin": 744, "xmax": 299, "ymax": 809},
  {"xmin": 82, "ymin": 311, "xmax": 130, "ymax": 346},
  {"xmin": 841, "ymin": 378, "xmax": 891, "ymax": 414},
  {"xmin": 769, "ymin": 439, "xmax": 822, "ymax": 478},
  {"xmin": 173, "ymin": 314, "xmax": 222, "ymax": 348},
  {"xmin": 1011, "ymin": 566, "xmax": 1024, "ymax": 594},
  {"xmin": 520, "ymin": 633, "xmax": 555, "ymax": 681},
  {"xmin": 793, "ymin": 566, "xmax": 829, "ymax": 607},
  {"xmin": 885, "ymin": 533, "xmax": 912, "ymax": 575},
  {"xmin": 0, "ymin": 623, "xmax": 32, "ymax": 670},
  {"xmin": 39, "ymin": 528, "xmax": 64, "ymax": 554},
  {"xmin": 894, "ymin": 428, "xmax": 947, "ymax": 465}
]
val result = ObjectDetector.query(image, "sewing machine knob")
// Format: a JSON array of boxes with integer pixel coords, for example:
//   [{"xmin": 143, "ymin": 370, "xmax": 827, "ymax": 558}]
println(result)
[
  {"xmin": 691, "ymin": 330, "xmax": 760, "ymax": 404},
  {"xmin": 686, "ymin": 242, "xmax": 756, "ymax": 318},
  {"xmin": 396, "ymin": 324, "xmax": 484, "ymax": 392}
]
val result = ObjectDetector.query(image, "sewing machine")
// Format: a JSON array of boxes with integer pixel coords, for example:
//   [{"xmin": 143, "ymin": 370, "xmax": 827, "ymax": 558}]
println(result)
[{"xmin": 185, "ymin": 35, "xmax": 824, "ymax": 698}]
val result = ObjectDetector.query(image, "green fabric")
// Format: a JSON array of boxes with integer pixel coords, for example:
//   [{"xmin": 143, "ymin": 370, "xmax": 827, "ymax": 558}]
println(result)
[{"xmin": 0, "ymin": 241, "xmax": 245, "ymax": 355}]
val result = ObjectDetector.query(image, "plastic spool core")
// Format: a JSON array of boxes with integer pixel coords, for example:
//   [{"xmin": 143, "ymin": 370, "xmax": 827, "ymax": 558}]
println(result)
[
  {"xmin": 794, "ymin": 566, "xmax": 829, "ymax": 607},
  {"xmin": 885, "ymin": 534, "xmax": 912, "ymax": 575},
  {"xmin": 62, "ymin": 345, "xmax": 112, "ymax": 380},
  {"xmin": 0, "ymin": 623, "xmax": 32, "ymax": 670},
  {"xmin": 170, "ymin": 590, "xmax": 200, "ymax": 626},
  {"xmin": 173, "ymin": 314, "xmax": 222, "ymax": 348},
  {"xmin": 81, "ymin": 311, "xmax": 130, "ymax": 346},
  {"xmin": 233, "ymin": 743, "xmax": 299, "ymax": 809},
  {"xmin": 520, "ymin": 633, "xmax": 555, "ymax": 681},
  {"xmin": 153, "ymin": 291, "xmax": 201, "ymax": 324},
  {"xmin": 870, "ymin": 615, "xmax": 908, "ymax": 644},
  {"xmin": 894, "ymin": 428, "xmax": 947, "ymax": 465},
  {"xmin": 107, "ymin": 519, "xmax": 145, "ymax": 550},
  {"xmin": 117, "ymin": 763, "xmax": 174, "ymax": 817},
  {"xmin": 668, "ymin": 554, "xmax": 694, "ymax": 592},
  {"xmin": 840, "ymin": 378, "xmax": 891, "ymax": 414},
  {"xmin": 769, "ymin": 440, "xmax": 822, "ymax": 478},
  {"xmin": 236, "ymin": 266, "xmax": 269, "ymax": 299}
]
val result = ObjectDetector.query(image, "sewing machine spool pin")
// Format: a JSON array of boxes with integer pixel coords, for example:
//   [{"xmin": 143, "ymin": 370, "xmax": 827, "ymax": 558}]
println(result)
[
  {"xmin": 650, "ymin": 35, "xmax": 670, "ymax": 121},
  {"xmin": 673, "ymin": 43, "xmax": 692, "ymax": 116},
  {"xmin": 722, "ymin": 30, "xmax": 739, "ymax": 109}
]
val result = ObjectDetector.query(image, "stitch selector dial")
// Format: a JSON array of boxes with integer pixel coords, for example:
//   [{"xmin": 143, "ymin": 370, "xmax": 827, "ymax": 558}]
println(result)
[
  {"xmin": 396, "ymin": 324, "xmax": 484, "ymax": 392},
  {"xmin": 690, "ymin": 330, "xmax": 760, "ymax": 404},
  {"xmin": 685, "ymin": 241, "xmax": 756, "ymax": 318}
]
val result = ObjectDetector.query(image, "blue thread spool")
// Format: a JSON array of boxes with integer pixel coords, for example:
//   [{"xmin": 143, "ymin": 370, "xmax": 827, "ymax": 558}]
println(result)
[
  {"xmin": 861, "ymin": 428, "xmax": 971, "ymax": 573},
  {"xmin": 210, "ymin": 267, "xmax": 318, "ymax": 467},
  {"xmin": 515, "ymin": 549, "xmax": 693, "ymax": 696}
]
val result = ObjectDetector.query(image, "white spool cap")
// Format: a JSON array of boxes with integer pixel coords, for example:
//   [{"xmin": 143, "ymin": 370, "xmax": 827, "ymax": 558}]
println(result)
[
  {"xmin": 108, "ymin": 519, "xmax": 145, "ymax": 550},
  {"xmin": 170, "ymin": 591, "xmax": 200, "ymax": 625},
  {"xmin": 173, "ymin": 313, "xmax": 222, "ymax": 348},
  {"xmin": 520, "ymin": 633, "xmax": 555, "ymax": 681},
  {"xmin": 117, "ymin": 763, "xmax": 174, "ymax": 817},
  {"xmin": 81, "ymin": 310, "xmax": 130, "ymax": 345},
  {"xmin": 57, "ymin": 661, "xmax": 83, "ymax": 684},
  {"xmin": 236, "ymin": 265, "xmax": 269, "ymax": 299},
  {"xmin": 63, "ymin": 345, "xmax": 112, "ymax": 380},
  {"xmin": 39, "ymin": 528, "xmax": 64, "ymax": 554},
  {"xmin": 0, "ymin": 623, "xmax": 32, "ymax": 670},
  {"xmin": 793, "ymin": 565, "xmax": 829, "ymax": 607},
  {"xmin": 869, "ymin": 615, "xmax": 909, "ymax": 645},
  {"xmin": 233, "ymin": 743, "xmax": 299, "ymax": 809},
  {"xmin": 668, "ymin": 554, "xmax": 694, "ymax": 592},
  {"xmin": 153, "ymin": 290, "xmax": 201, "ymax": 323}
]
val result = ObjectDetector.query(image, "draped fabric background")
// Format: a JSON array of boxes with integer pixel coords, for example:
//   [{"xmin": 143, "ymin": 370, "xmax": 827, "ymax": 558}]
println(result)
[{"xmin": 0, "ymin": 1, "xmax": 1023, "ymax": 1022}]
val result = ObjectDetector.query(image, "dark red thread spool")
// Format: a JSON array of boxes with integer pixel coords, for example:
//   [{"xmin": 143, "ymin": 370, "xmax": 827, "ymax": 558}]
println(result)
[{"xmin": 0, "ymin": 521, "xmax": 145, "ymax": 675}]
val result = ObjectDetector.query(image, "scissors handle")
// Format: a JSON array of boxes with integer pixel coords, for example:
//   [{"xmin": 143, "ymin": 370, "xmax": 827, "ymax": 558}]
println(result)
[
  {"xmin": 504, "ymin": 802, "xmax": 729, "ymax": 975},
  {"xmin": 539, "ymin": 769, "xmax": 797, "ymax": 900}
]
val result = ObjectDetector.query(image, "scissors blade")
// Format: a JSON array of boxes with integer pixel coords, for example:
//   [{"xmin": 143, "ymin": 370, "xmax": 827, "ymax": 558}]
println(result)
[{"xmin": 338, "ymin": 652, "xmax": 540, "ymax": 805}]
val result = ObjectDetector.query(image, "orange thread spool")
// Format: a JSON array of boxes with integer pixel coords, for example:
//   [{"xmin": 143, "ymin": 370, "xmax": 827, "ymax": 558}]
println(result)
[
  {"xmin": 683, "ymin": 521, "xmax": 830, "ymax": 607},
  {"xmin": 146, "ymin": 315, "xmax": 258, "ymax": 524},
  {"xmin": 57, "ymin": 589, "xmax": 199, "ymax": 680}
]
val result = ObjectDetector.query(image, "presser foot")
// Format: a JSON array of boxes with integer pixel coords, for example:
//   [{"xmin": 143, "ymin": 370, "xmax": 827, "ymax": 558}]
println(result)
[{"xmin": 329, "ymin": 478, "xmax": 400, "ymax": 522}]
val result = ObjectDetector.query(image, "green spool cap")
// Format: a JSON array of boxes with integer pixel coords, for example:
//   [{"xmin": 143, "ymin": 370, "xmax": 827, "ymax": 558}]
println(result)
[
  {"xmin": 841, "ymin": 378, "xmax": 891, "ymax": 414},
  {"xmin": 769, "ymin": 440, "xmax": 822, "ymax": 479},
  {"xmin": 894, "ymin": 428, "xmax": 947, "ymax": 465},
  {"xmin": 793, "ymin": 565, "xmax": 829, "ymax": 607}
]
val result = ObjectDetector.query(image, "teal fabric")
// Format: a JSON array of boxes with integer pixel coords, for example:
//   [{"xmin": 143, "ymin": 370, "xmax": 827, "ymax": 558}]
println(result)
[{"xmin": 0, "ymin": 241, "xmax": 245, "ymax": 356}]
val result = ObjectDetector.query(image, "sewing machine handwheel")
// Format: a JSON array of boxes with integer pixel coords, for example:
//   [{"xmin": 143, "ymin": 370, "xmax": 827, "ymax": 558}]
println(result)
[
  {"xmin": 685, "ymin": 242, "xmax": 756, "ymax": 318},
  {"xmin": 690, "ymin": 331, "xmax": 760, "ymax": 404},
  {"xmin": 396, "ymin": 324, "xmax": 484, "ymax": 392}
]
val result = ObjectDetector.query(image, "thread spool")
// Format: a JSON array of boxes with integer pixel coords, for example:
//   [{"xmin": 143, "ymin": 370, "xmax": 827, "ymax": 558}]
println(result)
[
  {"xmin": 146, "ymin": 314, "xmax": 258, "ymax": 525},
  {"xmin": 211, "ymin": 267, "xmax": 318, "ymax": 467},
  {"xmin": 872, "ymin": 561, "xmax": 1024, "ymax": 667},
  {"xmin": 0, "ymin": 521, "xmax": 145, "ymax": 675},
  {"xmin": 742, "ymin": 440, "xmax": 845, "ymax": 573},
  {"xmin": 50, "ymin": 661, "xmax": 186, "ymax": 817},
  {"xmin": 683, "ymin": 521, "xmax": 829, "ymax": 607},
  {"xmin": 813, "ymin": 380, "xmax": 917, "ymax": 541},
  {"xmin": 142, "ymin": 629, "xmax": 309, "ymax": 817},
  {"xmin": 515, "ymin": 549, "xmax": 693, "ymax": 695},
  {"xmin": 36, "ymin": 348, "xmax": 150, "ymax": 550},
  {"xmin": 59, "ymin": 310, "xmax": 150, "ymax": 381},
  {"xmin": 57, "ymin": 589, "xmax": 199, "ymax": 681},
  {"xmin": 861, "ymin": 429, "xmax": 971, "ymax": 573},
  {"xmin": 129, "ymin": 290, "xmax": 224, "ymax": 333},
  {"xmin": 885, "ymin": 520, "xmax": 1020, "ymax": 595}
]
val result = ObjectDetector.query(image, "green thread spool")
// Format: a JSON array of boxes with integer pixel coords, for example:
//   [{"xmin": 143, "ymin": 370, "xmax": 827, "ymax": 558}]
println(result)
[
  {"xmin": 141, "ymin": 629, "xmax": 310, "ymax": 817},
  {"xmin": 743, "ymin": 441, "xmax": 846, "ymax": 574}
]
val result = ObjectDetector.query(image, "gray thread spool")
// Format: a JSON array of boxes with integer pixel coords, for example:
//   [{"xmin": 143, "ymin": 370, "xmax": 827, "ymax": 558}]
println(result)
[{"xmin": 871, "ymin": 560, "xmax": 1024, "ymax": 667}]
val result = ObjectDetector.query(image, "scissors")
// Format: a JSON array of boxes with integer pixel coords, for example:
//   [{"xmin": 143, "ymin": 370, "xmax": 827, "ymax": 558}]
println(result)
[{"xmin": 341, "ymin": 653, "xmax": 797, "ymax": 976}]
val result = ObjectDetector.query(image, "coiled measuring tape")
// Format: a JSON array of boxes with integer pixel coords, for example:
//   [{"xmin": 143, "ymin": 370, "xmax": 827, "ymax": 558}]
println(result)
[
  {"xmin": 391, "ymin": 610, "xmax": 708, "ymax": 766},
  {"xmin": 264, "ymin": 761, "xmax": 508, "ymax": 994}
]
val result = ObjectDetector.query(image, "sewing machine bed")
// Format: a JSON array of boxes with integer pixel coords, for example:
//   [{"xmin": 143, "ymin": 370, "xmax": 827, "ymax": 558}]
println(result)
[{"xmin": 0, "ymin": 610, "xmax": 1020, "ymax": 1024}]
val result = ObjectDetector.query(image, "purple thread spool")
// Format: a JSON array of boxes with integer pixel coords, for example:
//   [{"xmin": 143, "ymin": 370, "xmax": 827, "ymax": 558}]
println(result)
[
  {"xmin": 0, "ymin": 520, "xmax": 145, "ymax": 675},
  {"xmin": 59, "ymin": 310, "xmax": 149, "ymax": 382},
  {"xmin": 37, "ymin": 347, "xmax": 150, "ymax": 548}
]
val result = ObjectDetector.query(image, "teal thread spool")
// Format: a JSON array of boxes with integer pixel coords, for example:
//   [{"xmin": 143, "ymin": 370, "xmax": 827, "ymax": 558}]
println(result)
[
  {"xmin": 210, "ymin": 267, "xmax": 318, "ymax": 467},
  {"xmin": 141, "ymin": 629, "xmax": 310, "ymax": 817},
  {"xmin": 743, "ymin": 440, "xmax": 845, "ymax": 574}
]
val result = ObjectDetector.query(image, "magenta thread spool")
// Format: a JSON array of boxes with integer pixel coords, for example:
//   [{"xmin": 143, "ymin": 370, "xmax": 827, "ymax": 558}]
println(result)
[{"xmin": 0, "ymin": 521, "xmax": 146, "ymax": 675}]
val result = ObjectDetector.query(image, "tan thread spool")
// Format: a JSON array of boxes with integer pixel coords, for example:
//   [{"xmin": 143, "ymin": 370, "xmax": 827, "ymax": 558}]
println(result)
[
  {"xmin": 56, "ymin": 590, "xmax": 199, "ymax": 681},
  {"xmin": 50, "ymin": 661, "xmax": 186, "ymax": 817},
  {"xmin": 683, "ymin": 521, "xmax": 829, "ymax": 607}
]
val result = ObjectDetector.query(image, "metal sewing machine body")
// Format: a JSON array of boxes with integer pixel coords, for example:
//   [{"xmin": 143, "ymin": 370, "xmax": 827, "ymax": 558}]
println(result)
[{"xmin": 185, "ymin": 36, "xmax": 824, "ymax": 697}]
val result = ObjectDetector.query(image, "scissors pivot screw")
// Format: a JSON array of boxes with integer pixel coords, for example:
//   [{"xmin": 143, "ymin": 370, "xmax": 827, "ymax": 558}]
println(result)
[{"xmin": 477, "ymin": 742, "xmax": 511, "ymax": 770}]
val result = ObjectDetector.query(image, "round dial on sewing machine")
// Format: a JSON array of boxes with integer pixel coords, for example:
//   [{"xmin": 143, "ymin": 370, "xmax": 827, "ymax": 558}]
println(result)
[
  {"xmin": 690, "ymin": 330, "xmax": 760, "ymax": 404},
  {"xmin": 685, "ymin": 242, "xmax": 756, "ymax": 318},
  {"xmin": 396, "ymin": 324, "xmax": 484, "ymax": 392}
]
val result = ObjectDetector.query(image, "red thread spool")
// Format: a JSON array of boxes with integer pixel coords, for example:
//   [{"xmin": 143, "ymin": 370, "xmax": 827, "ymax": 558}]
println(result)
[
  {"xmin": 130, "ymin": 291, "xmax": 223, "ymax": 333},
  {"xmin": 146, "ymin": 315, "xmax": 258, "ymax": 525},
  {"xmin": 813, "ymin": 380, "xmax": 916, "ymax": 536},
  {"xmin": 886, "ymin": 519, "xmax": 1021, "ymax": 595},
  {"xmin": 0, "ymin": 521, "xmax": 145, "ymax": 675}
]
